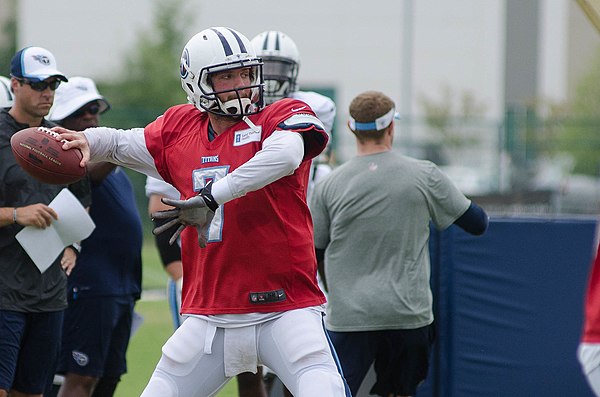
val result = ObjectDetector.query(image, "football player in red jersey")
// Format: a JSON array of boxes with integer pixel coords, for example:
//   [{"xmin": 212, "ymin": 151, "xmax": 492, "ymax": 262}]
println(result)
[{"xmin": 54, "ymin": 27, "xmax": 350, "ymax": 397}]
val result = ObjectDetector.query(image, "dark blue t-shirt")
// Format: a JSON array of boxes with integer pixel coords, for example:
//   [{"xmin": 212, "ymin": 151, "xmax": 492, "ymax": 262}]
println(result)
[{"xmin": 68, "ymin": 168, "xmax": 143, "ymax": 300}]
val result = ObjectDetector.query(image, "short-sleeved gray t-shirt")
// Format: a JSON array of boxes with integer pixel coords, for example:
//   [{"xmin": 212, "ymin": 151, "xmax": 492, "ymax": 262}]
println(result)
[{"xmin": 311, "ymin": 151, "xmax": 470, "ymax": 331}]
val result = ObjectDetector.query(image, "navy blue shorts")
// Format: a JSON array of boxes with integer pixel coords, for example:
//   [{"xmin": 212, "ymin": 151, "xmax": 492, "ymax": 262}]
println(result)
[
  {"xmin": 328, "ymin": 323, "xmax": 435, "ymax": 396},
  {"xmin": 0, "ymin": 309, "xmax": 63, "ymax": 394},
  {"xmin": 57, "ymin": 296, "xmax": 135, "ymax": 378}
]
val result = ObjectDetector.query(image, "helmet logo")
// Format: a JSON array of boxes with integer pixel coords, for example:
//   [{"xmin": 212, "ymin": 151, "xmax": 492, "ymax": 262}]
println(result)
[{"xmin": 180, "ymin": 48, "xmax": 190, "ymax": 79}]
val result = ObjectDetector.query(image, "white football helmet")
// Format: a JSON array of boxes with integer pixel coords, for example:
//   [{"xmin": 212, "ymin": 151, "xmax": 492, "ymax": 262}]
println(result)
[
  {"xmin": 0, "ymin": 76, "xmax": 14, "ymax": 108},
  {"xmin": 250, "ymin": 31, "xmax": 300, "ymax": 105},
  {"xmin": 180, "ymin": 27, "xmax": 264, "ymax": 117}
]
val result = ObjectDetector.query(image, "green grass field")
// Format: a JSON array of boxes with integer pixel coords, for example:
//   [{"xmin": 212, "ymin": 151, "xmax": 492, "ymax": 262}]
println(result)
[{"xmin": 114, "ymin": 241, "xmax": 239, "ymax": 397}]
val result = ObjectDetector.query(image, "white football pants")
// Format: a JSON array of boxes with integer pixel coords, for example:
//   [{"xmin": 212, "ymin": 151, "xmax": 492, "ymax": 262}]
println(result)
[{"xmin": 140, "ymin": 307, "xmax": 349, "ymax": 397}]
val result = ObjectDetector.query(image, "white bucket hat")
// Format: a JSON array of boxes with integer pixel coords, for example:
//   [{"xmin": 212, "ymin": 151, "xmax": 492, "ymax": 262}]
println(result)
[{"xmin": 49, "ymin": 76, "xmax": 110, "ymax": 121}]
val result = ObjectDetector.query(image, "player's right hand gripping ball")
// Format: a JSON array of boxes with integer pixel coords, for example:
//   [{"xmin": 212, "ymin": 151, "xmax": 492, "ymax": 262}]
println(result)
[{"xmin": 10, "ymin": 126, "xmax": 86, "ymax": 184}]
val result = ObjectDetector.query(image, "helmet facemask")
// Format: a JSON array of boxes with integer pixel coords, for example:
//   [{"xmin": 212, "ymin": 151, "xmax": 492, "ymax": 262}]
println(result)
[
  {"xmin": 182, "ymin": 59, "xmax": 264, "ymax": 117},
  {"xmin": 250, "ymin": 31, "xmax": 301, "ymax": 105},
  {"xmin": 261, "ymin": 57, "xmax": 298, "ymax": 105},
  {"xmin": 201, "ymin": 62, "xmax": 264, "ymax": 117}
]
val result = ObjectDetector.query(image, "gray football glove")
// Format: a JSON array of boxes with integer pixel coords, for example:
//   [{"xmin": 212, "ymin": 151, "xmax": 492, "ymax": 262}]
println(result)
[{"xmin": 152, "ymin": 181, "xmax": 218, "ymax": 248}]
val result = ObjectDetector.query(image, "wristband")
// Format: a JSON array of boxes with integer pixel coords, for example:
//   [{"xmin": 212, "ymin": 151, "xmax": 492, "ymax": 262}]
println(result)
[
  {"xmin": 69, "ymin": 243, "xmax": 82, "ymax": 256},
  {"xmin": 12, "ymin": 208, "xmax": 17, "ymax": 224},
  {"xmin": 200, "ymin": 180, "xmax": 219, "ymax": 212}
]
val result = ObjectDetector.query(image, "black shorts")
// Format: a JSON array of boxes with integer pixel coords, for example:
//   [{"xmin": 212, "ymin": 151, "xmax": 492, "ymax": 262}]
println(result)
[
  {"xmin": 57, "ymin": 296, "xmax": 135, "ymax": 378},
  {"xmin": 0, "ymin": 309, "xmax": 63, "ymax": 394},
  {"xmin": 328, "ymin": 323, "xmax": 435, "ymax": 396}
]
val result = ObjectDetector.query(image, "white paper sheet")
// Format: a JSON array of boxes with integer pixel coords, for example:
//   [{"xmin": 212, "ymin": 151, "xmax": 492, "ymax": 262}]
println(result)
[{"xmin": 16, "ymin": 188, "xmax": 95, "ymax": 273}]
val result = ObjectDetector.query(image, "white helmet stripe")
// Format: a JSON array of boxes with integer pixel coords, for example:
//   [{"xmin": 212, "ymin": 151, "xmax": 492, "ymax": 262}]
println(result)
[
  {"xmin": 260, "ymin": 31, "xmax": 282, "ymax": 52},
  {"xmin": 210, "ymin": 28, "xmax": 249, "ymax": 57},
  {"xmin": 259, "ymin": 33, "xmax": 269, "ymax": 51},
  {"xmin": 273, "ymin": 32, "xmax": 281, "ymax": 50},
  {"xmin": 226, "ymin": 27, "xmax": 249, "ymax": 54},
  {"xmin": 211, "ymin": 28, "xmax": 234, "ymax": 56}
]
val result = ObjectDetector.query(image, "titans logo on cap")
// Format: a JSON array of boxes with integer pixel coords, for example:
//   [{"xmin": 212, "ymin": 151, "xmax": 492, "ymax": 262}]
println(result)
[{"xmin": 32, "ymin": 54, "xmax": 51, "ymax": 66}]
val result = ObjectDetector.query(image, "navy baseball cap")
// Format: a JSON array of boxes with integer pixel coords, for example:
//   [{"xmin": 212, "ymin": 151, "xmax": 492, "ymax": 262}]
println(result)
[{"xmin": 10, "ymin": 46, "xmax": 68, "ymax": 83}]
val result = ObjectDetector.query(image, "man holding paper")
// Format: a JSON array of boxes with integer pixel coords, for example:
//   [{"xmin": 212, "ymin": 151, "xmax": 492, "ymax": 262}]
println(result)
[{"xmin": 0, "ymin": 47, "xmax": 92, "ymax": 397}]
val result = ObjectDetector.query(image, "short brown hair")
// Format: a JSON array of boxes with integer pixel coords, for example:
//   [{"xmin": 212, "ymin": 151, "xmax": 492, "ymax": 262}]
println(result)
[{"xmin": 348, "ymin": 91, "xmax": 395, "ymax": 142}]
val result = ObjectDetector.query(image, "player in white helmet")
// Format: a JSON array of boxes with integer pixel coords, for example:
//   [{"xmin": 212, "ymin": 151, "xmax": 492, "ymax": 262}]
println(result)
[
  {"xmin": 249, "ymin": 31, "xmax": 300, "ymax": 106},
  {"xmin": 55, "ymin": 26, "xmax": 350, "ymax": 397},
  {"xmin": 0, "ymin": 76, "xmax": 14, "ymax": 108},
  {"xmin": 251, "ymin": 30, "xmax": 337, "ymax": 397},
  {"xmin": 251, "ymin": 30, "xmax": 337, "ymax": 205}
]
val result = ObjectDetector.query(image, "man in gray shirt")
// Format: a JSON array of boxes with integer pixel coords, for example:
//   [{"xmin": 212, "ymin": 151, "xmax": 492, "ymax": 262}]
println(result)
[
  {"xmin": 0, "ymin": 46, "xmax": 90, "ymax": 397},
  {"xmin": 311, "ymin": 90, "xmax": 488, "ymax": 397}
]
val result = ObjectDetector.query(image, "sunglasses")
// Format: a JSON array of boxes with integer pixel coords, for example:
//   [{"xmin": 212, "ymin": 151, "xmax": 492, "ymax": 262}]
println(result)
[
  {"xmin": 17, "ymin": 78, "xmax": 61, "ymax": 92},
  {"xmin": 71, "ymin": 103, "xmax": 101, "ymax": 118}
]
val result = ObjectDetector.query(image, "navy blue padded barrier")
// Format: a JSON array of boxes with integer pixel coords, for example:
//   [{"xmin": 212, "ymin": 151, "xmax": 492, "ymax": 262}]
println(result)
[{"xmin": 414, "ymin": 217, "xmax": 598, "ymax": 397}]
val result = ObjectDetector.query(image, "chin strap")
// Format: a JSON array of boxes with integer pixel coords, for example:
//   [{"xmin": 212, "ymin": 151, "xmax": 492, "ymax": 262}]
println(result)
[{"xmin": 242, "ymin": 116, "xmax": 260, "ymax": 133}]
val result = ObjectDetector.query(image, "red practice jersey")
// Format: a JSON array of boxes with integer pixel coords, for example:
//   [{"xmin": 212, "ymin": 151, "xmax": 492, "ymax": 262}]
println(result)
[
  {"xmin": 144, "ymin": 98, "xmax": 328, "ymax": 315},
  {"xmin": 583, "ymin": 242, "xmax": 600, "ymax": 342}
]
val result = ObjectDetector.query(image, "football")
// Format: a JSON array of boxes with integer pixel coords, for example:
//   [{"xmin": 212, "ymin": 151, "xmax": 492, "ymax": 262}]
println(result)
[{"xmin": 10, "ymin": 126, "xmax": 85, "ymax": 185}]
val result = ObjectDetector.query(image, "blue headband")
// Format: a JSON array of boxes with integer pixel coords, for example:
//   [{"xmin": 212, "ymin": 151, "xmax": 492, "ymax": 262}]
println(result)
[{"xmin": 348, "ymin": 108, "xmax": 400, "ymax": 132}]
